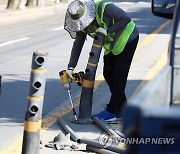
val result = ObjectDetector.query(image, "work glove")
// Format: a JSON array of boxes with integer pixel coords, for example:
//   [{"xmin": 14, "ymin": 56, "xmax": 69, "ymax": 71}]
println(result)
[
  {"xmin": 96, "ymin": 27, "xmax": 107, "ymax": 36},
  {"xmin": 67, "ymin": 67, "xmax": 74, "ymax": 79},
  {"xmin": 72, "ymin": 71, "xmax": 84, "ymax": 86}
]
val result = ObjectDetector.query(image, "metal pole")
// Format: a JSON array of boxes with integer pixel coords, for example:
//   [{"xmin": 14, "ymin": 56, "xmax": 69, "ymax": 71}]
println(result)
[
  {"xmin": 67, "ymin": 90, "xmax": 78, "ymax": 122},
  {"xmin": 86, "ymin": 145, "xmax": 119, "ymax": 154},
  {"xmin": 58, "ymin": 118, "xmax": 81, "ymax": 142},
  {"xmin": 0, "ymin": 75, "xmax": 2, "ymax": 97},
  {"xmin": 101, "ymin": 118, "xmax": 125, "ymax": 138},
  {"xmin": 78, "ymin": 32, "xmax": 105, "ymax": 123},
  {"xmin": 92, "ymin": 117, "xmax": 121, "ymax": 138},
  {"xmin": 169, "ymin": 0, "xmax": 180, "ymax": 105},
  {"xmin": 22, "ymin": 51, "xmax": 48, "ymax": 154},
  {"xmin": 78, "ymin": 137, "xmax": 125, "ymax": 153},
  {"xmin": 58, "ymin": 117, "xmax": 125, "ymax": 153}
]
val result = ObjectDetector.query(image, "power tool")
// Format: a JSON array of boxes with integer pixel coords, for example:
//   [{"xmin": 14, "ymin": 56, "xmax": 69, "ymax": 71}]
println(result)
[
  {"xmin": 59, "ymin": 70, "xmax": 84, "ymax": 122},
  {"xmin": 72, "ymin": 71, "xmax": 84, "ymax": 86}
]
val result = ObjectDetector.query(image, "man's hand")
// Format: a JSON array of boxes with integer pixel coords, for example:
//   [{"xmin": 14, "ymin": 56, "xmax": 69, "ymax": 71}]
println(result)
[
  {"xmin": 72, "ymin": 71, "xmax": 84, "ymax": 86},
  {"xmin": 67, "ymin": 67, "xmax": 74, "ymax": 79},
  {"xmin": 96, "ymin": 27, "xmax": 107, "ymax": 36}
]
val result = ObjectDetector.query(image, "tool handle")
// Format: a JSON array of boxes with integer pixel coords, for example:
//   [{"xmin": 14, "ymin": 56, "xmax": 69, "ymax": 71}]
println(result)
[
  {"xmin": 67, "ymin": 90, "xmax": 79, "ymax": 122},
  {"xmin": 72, "ymin": 109, "xmax": 78, "ymax": 121}
]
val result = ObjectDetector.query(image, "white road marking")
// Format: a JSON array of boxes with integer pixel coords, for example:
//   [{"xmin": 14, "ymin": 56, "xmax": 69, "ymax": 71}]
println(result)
[
  {"xmin": 0, "ymin": 37, "xmax": 30, "ymax": 47},
  {"xmin": 0, "ymin": 26, "xmax": 63, "ymax": 48},
  {"xmin": 52, "ymin": 27, "xmax": 64, "ymax": 31}
]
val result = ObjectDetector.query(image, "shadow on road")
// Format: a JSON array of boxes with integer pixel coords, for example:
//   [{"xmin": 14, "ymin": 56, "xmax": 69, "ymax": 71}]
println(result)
[
  {"xmin": 45, "ymin": 78, "xmax": 143, "ymax": 136},
  {"xmin": 0, "ymin": 79, "xmax": 143, "ymax": 124},
  {"xmin": 0, "ymin": 79, "xmax": 81, "ymax": 123}
]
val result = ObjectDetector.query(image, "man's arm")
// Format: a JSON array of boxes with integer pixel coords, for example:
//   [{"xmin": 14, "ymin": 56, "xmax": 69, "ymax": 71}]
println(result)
[
  {"xmin": 104, "ymin": 3, "xmax": 131, "ymax": 34},
  {"xmin": 68, "ymin": 31, "xmax": 87, "ymax": 69}
]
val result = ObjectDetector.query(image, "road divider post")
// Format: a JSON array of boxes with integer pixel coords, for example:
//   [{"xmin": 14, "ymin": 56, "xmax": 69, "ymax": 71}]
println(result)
[
  {"xmin": 22, "ymin": 51, "xmax": 48, "ymax": 154},
  {"xmin": 78, "ymin": 32, "xmax": 105, "ymax": 123}
]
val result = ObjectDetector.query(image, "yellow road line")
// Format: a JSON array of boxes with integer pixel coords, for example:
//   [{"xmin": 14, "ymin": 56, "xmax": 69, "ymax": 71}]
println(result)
[
  {"xmin": 0, "ymin": 20, "xmax": 171, "ymax": 154},
  {"xmin": 131, "ymin": 48, "xmax": 168, "ymax": 97},
  {"xmin": 0, "ymin": 137, "xmax": 23, "ymax": 154},
  {"xmin": 136, "ymin": 20, "xmax": 171, "ymax": 52}
]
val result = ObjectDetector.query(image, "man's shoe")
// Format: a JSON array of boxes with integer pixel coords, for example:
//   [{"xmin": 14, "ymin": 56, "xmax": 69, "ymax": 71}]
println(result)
[
  {"xmin": 92, "ymin": 109, "xmax": 117, "ymax": 122},
  {"xmin": 116, "ymin": 111, "xmax": 122, "ymax": 119}
]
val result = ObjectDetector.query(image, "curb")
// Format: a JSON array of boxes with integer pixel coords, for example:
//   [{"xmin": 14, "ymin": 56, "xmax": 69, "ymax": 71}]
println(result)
[{"xmin": 0, "ymin": 3, "xmax": 68, "ymax": 23}]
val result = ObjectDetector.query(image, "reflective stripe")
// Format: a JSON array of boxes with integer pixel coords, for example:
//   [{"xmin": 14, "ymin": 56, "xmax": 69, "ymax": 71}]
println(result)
[
  {"xmin": 104, "ymin": 49, "xmax": 111, "ymax": 55},
  {"xmin": 24, "ymin": 120, "xmax": 41, "ymax": 132},
  {"xmin": 95, "ymin": 0, "xmax": 102, "ymax": 26},
  {"xmin": 88, "ymin": 62, "xmax": 97, "ymax": 67},
  {"xmin": 83, "ymin": 80, "xmax": 94, "ymax": 88},
  {"xmin": 94, "ymin": 0, "xmax": 135, "ymax": 55},
  {"xmin": 92, "ymin": 43, "xmax": 102, "ymax": 48},
  {"xmin": 101, "ymin": 2, "xmax": 112, "ymax": 29},
  {"xmin": 27, "ymin": 96, "xmax": 44, "ymax": 101},
  {"xmin": 31, "ymin": 69, "xmax": 47, "ymax": 73},
  {"xmin": 112, "ymin": 20, "xmax": 135, "ymax": 55}
]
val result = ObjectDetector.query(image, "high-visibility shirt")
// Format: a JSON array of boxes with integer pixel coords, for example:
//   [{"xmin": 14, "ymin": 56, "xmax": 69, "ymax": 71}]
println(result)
[
  {"xmin": 85, "ymin": 0, "xmax": 136, "ymax": 55},
  {"xmin": 68, "ymin": 0, "xmax": 139, "ymax": 68}
]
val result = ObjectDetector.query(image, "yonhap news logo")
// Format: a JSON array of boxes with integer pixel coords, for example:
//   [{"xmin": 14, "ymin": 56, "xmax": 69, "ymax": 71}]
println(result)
[
  {"xmin": 98, "ymin": 133, "xmax": 114, "ymax": 148},
  {"xmin": 98, "ymin": 134, "xmax": 175, "ymax": 148}
]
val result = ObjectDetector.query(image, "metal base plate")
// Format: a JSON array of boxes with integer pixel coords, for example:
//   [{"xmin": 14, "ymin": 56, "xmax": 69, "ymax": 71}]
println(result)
[{"xmin": 71, "ymin": 118, "xmax": 94, "ymax": 124}]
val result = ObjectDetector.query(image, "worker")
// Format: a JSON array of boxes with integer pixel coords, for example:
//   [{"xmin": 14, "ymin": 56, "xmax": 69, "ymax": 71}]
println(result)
[{"xmin": 64, "ymin": 0, "xmax": 139, "ymax": 121}]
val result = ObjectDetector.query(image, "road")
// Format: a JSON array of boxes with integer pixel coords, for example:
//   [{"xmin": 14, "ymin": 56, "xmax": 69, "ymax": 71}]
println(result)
[{"xmin": 0, "ymin": 0, "xmax": 171, "ymax": 152}]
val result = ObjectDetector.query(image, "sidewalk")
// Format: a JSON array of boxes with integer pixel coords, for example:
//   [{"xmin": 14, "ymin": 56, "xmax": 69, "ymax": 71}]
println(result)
[
  {"xmin": 0, "ymin": 0, "xmax": 64, "ymax": 11},
  {"xmin": 40, "ymin": 81, "xmax": 123, "ymax": 154},
  {"xmin": 0, "ymin": 0, "xmax": 69, "ymax": 24}
]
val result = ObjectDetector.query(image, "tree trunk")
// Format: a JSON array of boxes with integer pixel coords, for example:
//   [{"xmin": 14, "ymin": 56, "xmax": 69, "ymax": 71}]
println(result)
[
  {"xmin": 37, "ymin": 0, "xmax": 44, "ymax": 7},
  {"xmin": 26, "ymin": 0, "xmax": 34, "ymax": 7},
  {"xmin": 7, "ymin": 0, "xmax": 16, "ymax": 9},
  {"xmin": 17, "ymin": 0, "xmax": 26, "ymax": 10}
]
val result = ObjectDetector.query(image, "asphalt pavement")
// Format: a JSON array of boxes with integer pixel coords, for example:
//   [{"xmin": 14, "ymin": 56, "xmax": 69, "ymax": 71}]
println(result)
[{"xmin": 0, "ymin": 1, "xmax": 171, "ymax": 154}]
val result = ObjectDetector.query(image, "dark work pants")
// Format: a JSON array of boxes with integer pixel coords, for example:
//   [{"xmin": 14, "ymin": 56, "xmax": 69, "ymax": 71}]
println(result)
[{"xmin": 103, "ymin": 36, "xmax": 139, "ymax": 113}]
